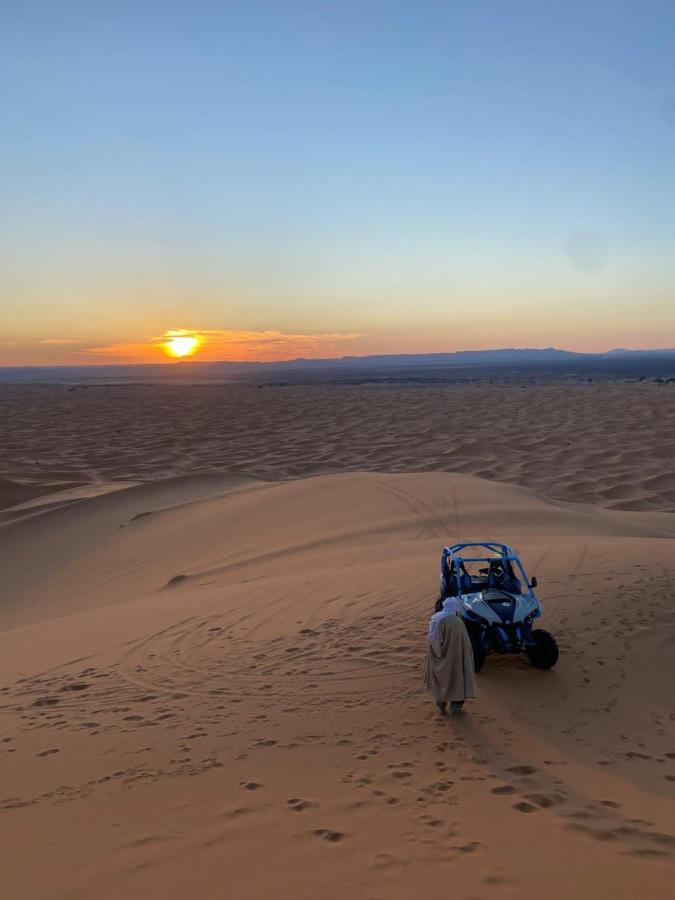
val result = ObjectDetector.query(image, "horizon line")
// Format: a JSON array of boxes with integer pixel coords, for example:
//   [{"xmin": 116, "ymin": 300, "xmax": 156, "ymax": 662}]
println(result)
[{"xmin": 2, "ymin": 346, "xmax": 675, "ymax": 371}]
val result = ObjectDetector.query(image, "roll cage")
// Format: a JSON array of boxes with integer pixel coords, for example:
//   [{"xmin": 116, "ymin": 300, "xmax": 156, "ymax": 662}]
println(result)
[{"xmin": 440, "ymin": 542, "xmax": 536, "ymax": 598}]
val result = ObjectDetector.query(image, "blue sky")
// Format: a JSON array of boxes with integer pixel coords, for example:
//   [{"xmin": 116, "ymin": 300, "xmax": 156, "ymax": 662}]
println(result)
[{"xmin": 1, "ymin": 1, "xmax": 674, "ymax": 363}]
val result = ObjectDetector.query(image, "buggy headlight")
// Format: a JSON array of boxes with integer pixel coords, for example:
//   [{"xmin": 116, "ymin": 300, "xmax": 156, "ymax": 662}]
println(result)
[{"xmin": 527, "ymin": 598, "xmax": 541, "ymax": 618}]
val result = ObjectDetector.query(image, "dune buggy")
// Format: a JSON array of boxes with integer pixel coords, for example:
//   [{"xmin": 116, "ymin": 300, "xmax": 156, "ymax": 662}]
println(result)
[{"xmin": 439, "ymin": 542, "xmax": 559, "ymax": 672}]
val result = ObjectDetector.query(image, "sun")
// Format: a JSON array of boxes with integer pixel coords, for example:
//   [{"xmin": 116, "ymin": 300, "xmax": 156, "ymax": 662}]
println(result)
[{"xmin": 162, "ymin": 330, "xmax": 201, "ymax": 359}]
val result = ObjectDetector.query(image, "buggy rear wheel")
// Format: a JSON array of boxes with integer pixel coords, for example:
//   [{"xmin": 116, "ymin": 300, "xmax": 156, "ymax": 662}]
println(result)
[{"xmin": 526, "ymin": 629, "xmax": 559, "ymax": 670}]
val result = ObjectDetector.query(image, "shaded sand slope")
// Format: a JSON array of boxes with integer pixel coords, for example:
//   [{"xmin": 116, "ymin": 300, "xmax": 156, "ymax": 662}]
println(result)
[
  {"xmin": 0, "ymin": 473, "xmax": 674, "ymax": 899},
  {"xmin": 0, "ymin": 473, "xmax": 258, "ymax": 614}
]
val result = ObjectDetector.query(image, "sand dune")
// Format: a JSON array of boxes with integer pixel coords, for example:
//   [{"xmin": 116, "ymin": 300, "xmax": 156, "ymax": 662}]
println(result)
[
  {"xmin": 1, "ymin": 381, "xmax": 674, "ymax": 512},
  {"xmin": 1, "ymin": 472, "xmax": 673, "ymax": 898}
]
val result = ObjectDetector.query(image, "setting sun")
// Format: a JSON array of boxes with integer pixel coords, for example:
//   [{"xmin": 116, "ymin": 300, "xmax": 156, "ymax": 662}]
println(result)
[{"xmin": 162, "ymin": 331, "xmax": 201, "ymax": 359}]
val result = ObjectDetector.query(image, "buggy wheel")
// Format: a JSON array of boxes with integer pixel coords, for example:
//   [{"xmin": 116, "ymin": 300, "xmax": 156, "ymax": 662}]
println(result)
[
  {"xmin": 526, "ymin": 629, "xmax": 559, "ymax": 670},
  {"xmin": 469, "ymin": 632, "xmax": 486, "ymax": 673}
]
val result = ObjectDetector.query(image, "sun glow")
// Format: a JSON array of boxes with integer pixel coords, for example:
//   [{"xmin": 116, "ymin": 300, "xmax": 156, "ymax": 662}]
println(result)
[{"xmin": 162, "ymin": 330, "xmax": 201, "ymax": 358}]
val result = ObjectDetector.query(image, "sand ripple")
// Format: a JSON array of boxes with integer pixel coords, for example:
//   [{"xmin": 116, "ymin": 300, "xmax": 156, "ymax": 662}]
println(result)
[{"xmin": 1, "ymin": 381, "xmax": 673, "ymax": 512}]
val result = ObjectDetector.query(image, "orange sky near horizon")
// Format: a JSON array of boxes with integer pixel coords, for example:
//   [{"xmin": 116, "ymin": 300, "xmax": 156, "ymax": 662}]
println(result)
[
  {"xmin": 1, "ymin": 323, "xmax": 674, "ymax": 368},
  {"xmin": 88, "ymin": 329, "xmax": 367, "ymax": 365},
  {"xmin": 0, "ymin": 329, "xmax": 368, "ymax": 367}
]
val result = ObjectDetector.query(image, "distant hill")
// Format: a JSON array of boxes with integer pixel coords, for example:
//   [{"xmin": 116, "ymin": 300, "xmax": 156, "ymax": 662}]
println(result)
[
  {"xmin": 1, "ymin": 347, "xmax": 674, "ymax": 382},
  {"xmin": 272, "ymin": 348, "xmax": 583, "ymax": 368},
  {"xmin": 604, "ymin": 347, "xmax": 675, "ymax": 356}
]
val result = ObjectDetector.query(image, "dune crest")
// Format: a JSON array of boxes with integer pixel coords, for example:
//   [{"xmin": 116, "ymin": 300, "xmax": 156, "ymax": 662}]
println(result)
[{"xmin": 0, "ymin": 472, "xmax": 673, "ymax": 898}]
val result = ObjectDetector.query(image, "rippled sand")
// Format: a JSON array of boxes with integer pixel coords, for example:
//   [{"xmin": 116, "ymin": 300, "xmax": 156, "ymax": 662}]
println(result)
[{"xmin": 1, "ymin": 380, "xmax": 674, "ymax": 514}]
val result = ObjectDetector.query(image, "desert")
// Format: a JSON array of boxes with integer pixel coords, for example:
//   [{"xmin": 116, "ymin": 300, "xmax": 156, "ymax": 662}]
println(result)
[
  {"xmin": 1, "ymin": 378, "xmax": 673, "ymax": 899},
  {"xmin": 5, "ymin": 4, "xmax": 675, "ymax": 897}
]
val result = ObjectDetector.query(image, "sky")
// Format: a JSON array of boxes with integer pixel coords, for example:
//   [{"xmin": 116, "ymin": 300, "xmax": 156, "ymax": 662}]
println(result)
[{"xmin": 1, "ymin": 0, "xmax": 674, "ymax": 365}]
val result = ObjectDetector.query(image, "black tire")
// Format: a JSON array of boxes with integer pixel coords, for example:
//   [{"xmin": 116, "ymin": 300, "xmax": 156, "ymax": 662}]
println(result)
[
  {"xmin": 469, "ymin": 632, "xmax": 486, "ymax": 673},
  {"xmin": 526, "ymin": 629, "xmax": 559, "ymax": 670}
]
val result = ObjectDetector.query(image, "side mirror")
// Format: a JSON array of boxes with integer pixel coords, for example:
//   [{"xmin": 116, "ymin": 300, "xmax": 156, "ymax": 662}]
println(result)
[{"xmin": 530, "ymin": 577, "xmax": 538, "ymax": 588}]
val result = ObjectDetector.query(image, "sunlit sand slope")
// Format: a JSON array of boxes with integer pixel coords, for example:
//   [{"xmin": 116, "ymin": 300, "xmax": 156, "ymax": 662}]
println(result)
[{"xmin": 0, "ymin": 472, "xmax": 673, "ymax": 899}]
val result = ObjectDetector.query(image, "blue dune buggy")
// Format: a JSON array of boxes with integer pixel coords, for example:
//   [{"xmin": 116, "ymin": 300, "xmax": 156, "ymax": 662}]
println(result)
[{"xmin": 439, "ymin": 542, "xmax": 559, "ymax": 672}]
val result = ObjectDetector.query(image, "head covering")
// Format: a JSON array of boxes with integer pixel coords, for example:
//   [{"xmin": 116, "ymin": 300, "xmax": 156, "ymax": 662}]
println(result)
[{"xmin": 428, "ymin": 596, "xmax": 459, "ymax": 642}]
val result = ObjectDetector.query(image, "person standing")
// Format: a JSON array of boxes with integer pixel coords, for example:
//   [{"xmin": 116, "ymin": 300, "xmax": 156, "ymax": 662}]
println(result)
[{"xmin": 425, "ymin": 596, "xmax": 476, "ymax": 713}]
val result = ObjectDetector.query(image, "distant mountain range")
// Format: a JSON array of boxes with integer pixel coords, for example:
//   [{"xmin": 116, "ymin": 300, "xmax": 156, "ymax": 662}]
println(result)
[
  {"xmin": 1, "ymin": 347, "xmax": 674, "ymax": 381},
  {"xmin": 268, "ymin": 347, "xmax": 675, "ymax": 367}
]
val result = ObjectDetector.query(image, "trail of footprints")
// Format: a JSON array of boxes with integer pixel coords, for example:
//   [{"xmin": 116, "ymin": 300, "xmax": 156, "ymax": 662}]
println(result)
[
  {"xmin": 1, "ymin": 568, "xmax": 674, "ymax": 866},
  {"xmin": 489, "ymin": 763, "xmax": 675, "ymax": 859},
  {"xmin": 223, "ymin": 730, "xmax": 675, "ymax": 868},
  {"xmin": 550, "ymin": 565, "xmax": 674, "ymax": 776}
]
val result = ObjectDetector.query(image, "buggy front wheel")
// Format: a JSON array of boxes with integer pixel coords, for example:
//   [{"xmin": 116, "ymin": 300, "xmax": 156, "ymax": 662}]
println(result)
[{"xmin": 525, "ymin": 629, "xmax": 559, "ymax": 670}]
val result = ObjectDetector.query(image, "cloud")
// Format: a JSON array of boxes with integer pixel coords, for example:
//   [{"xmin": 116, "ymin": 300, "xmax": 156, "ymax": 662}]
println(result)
[
  {"xmin": 39, "ymin": 338, "xmax": 81, "ymax": 345},
  {"xmin": 81, "ymin": 329, "xmax": 365, "ymax": 363}
]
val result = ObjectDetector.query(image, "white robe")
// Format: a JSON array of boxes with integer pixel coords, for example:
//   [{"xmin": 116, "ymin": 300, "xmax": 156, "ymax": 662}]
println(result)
[{"xmin": 425, "ymin": 598, "xmax": 477, "ymax": 703}]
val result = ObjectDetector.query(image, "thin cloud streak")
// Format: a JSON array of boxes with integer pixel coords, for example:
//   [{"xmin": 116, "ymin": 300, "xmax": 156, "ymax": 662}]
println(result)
[{"xmin": 83, "ymin": 329, "xmax": 365, "ymax": 363}]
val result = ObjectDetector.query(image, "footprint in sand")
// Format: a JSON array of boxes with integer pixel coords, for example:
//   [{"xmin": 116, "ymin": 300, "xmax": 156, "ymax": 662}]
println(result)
[
  {"xmin": 312, "ymin": 829, "xmax": 346, "ymax": 843},
  {"xmin": 505, "ymin": 765, "xmax": 537, "ymax": 776},
  {"xmin": 455, "ymin": 841, "xmax": 481, "ymax": 853},
  {"xmin": 525, "ymin": 793, "xmax": 558, "ymax": 809},
  {"xmin": 287, "ymin": 798, "xmax": 317, "ymax": 812}
]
